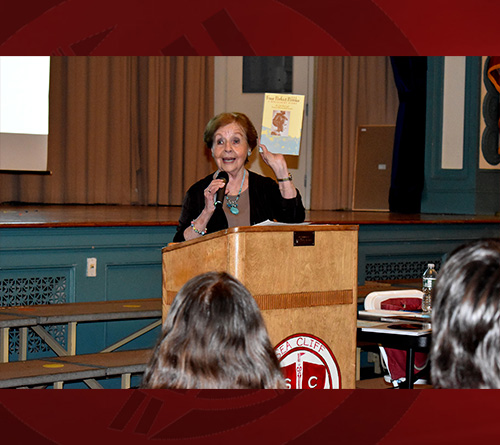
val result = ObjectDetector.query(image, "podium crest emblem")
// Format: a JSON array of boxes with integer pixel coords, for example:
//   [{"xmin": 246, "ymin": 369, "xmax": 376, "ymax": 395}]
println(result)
[{"xmin": 275, "ymin": 333, "xmax": 341, "ymax": 389}]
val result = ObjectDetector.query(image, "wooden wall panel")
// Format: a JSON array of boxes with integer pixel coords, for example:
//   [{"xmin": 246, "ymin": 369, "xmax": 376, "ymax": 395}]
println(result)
[{"xmin": 353, "ymin": 125, "xmax": 395, "ymax": 211}]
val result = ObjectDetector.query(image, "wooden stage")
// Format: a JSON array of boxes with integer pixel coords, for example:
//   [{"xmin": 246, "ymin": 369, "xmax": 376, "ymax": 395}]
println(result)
[{"xmin": 2, "ymin": 203, "xmax": 500, "ymax": 228}]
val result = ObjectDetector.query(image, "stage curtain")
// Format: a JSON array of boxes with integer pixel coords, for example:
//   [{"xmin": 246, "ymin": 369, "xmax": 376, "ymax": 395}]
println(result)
[
  {"xmin": 311, "ymin": 57, "xmax": 399, "ymax": 210},
  {"xmin": 0, "ymin": 56, "xmax": 214, "ymax": 205},
  {"xmin": 388, "ymin": 57, "xmax": 427, "ymax": 213}
]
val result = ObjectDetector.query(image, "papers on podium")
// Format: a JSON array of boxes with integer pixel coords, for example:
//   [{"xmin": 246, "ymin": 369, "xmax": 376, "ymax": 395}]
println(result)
[
  {"xmin": 260, "ymin": 93, "xmax": 305, "ymax": 156},
  {"xmin": 254, "ymin": 219, "xmax": 310, "ymax": 226}
]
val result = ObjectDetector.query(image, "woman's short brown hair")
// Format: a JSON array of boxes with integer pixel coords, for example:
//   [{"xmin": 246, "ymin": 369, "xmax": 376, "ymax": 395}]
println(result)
[{"xmin": 203, "ymin": 112, "xmax": 258, "ymax": 150}]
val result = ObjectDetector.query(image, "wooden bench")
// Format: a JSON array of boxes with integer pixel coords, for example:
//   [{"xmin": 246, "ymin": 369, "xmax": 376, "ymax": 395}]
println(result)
[
  {"xmin": 0, "ymin": 348, "xmax": 152, "ymax": 389},
  {"xmin": 0, "ymin": 298, "xmax": 162, "ymax": 362},
  {"xmin": 0, "ymin": 299, "xmax": 161, "ymax": 389}
]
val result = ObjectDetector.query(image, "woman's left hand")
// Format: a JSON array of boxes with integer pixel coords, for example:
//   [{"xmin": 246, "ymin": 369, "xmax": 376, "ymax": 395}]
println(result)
[
  {"xmin": 258, "ymin": 141, "xmax": 297, "ymax": 199},
  {"xmin": 258, "ymin": 142, "xmax": 289, "ymax": 179}
]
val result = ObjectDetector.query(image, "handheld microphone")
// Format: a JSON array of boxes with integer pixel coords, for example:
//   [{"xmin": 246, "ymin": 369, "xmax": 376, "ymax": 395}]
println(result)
[{"xmin": 215, "ymin": 171, "xmax": 229, "ymax": 206}]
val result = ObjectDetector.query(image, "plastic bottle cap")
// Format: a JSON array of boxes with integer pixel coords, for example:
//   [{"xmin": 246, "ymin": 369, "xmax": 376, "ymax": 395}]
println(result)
[{"xmin": 428, "ymin": 263, "xmax": 435, "ymax": 268}]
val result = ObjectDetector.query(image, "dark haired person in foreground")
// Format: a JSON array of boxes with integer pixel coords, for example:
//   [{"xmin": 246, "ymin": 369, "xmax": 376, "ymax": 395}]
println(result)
[
  {"xmin": 141, "ymin": 271, "xmax": 285, "ymax": 389},
  {"xmin": 173, "ymin": 112, "xmax": 305, "ymax": 242},
  {"xmin": 431, "ymin": 238, "xmax": 500, "ymax": 388}
]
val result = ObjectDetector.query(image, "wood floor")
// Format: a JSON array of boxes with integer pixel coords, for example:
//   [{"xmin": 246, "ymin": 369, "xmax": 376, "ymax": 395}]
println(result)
[{"xmin": 2, "ymin": 203, "xmax": 500, "ymax": 228}]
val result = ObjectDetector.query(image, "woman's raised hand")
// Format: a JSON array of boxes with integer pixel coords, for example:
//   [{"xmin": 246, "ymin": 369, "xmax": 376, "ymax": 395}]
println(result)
[{"xmin": 258, "ymin": 142, "xmax": 289, "ymax": 179}]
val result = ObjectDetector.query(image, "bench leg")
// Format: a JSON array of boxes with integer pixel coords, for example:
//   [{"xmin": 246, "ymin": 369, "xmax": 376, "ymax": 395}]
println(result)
[
  {"xmin": 100, "ymin": 320, "xmax": 161, "ymax": 353},
  {"xmin": 0, "ymin": 327, "xmax": 9, "ymax": 363},
  {"xmin": 19, "ymin": 327, "xmax": 28, "ymax": 361},
  {"xmin": 31, "ymin": 325, "xmax": 70, "ymax": 357},
  {"xmin": 67, "ymin": 322, "xmax": 77, "ymax": 355},
  {"xmin": 83, "ymin": 379, "xmax": 104, "ymax": 389},
  {"xmin": 121, "ymin": 373, "xmax": 131, "ymax": 389}
]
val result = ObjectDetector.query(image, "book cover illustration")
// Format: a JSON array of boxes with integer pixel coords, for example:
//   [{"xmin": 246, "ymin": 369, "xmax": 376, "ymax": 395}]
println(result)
[{"xmin": 260, "ymin": 93, "xmax": 305, "ymax": 156}]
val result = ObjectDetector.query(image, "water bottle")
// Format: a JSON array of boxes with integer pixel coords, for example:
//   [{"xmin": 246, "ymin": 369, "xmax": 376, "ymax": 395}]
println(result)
[{"xmin": 422, "ymin": 263, "xmax": 437, "ymax": 314}]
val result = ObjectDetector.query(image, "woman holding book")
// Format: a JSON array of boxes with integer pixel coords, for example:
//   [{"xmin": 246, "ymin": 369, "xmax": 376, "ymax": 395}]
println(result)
[{"xmin": 173, "ymin": 112, "xmax": 305, "ymax": 242}]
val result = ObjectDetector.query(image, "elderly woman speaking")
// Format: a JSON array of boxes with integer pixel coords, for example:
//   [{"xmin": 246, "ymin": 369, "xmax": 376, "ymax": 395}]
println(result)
[{"xmin": 173, "ymin": 112, "xmax": 305, "ymax": 242}]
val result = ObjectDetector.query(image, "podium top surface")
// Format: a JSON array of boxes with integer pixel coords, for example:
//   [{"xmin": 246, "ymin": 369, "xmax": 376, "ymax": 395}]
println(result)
[{"xmin": 162, "ymin": 223, "xmax": 358, "ymax": 253}]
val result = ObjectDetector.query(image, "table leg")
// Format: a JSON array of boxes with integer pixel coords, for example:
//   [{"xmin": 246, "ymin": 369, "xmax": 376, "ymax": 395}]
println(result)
[{"xmin": 403, "ymin": 347, "xmax": 416, "ymax": 389}]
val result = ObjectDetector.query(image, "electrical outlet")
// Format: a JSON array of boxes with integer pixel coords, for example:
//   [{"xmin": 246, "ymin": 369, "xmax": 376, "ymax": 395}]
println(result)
[{"xmin": 86, "ymin": 257, "xmax": 97, "ymax": 277}]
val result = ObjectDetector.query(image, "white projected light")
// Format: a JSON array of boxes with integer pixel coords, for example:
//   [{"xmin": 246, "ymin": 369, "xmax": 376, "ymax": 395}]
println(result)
[{"xmin": 0, "ymin": 56, "xmax": 50, "ymax": 171}]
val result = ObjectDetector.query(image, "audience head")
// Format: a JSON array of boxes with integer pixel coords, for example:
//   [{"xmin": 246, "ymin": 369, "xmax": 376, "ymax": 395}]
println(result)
[
  {"xmin": 203, "ymin": 112, "xmax": 258, "ymax": 153},
  {"xmin": 431, "ymin": 238, "xmax": 500, "ymax": 388},
  {"xmin": 142, "ymin": 271, "xmax": 285, "ymax": 389}
]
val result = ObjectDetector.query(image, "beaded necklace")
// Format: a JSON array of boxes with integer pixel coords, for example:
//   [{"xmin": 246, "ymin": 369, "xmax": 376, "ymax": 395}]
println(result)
[{"xmin": 226, "ymin": 169, "xmax": 246, "ymax": 215}]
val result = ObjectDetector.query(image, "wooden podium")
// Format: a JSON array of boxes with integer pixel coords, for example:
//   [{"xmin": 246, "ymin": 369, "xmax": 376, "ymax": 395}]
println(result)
[{"xmin": 162, "ymin": 224, "xmax": 358, "ymax": 388}]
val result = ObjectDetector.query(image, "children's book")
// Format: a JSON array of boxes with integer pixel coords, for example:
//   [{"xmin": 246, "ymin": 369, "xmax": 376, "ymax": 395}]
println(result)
[{"xmin": 260, "ymin": 93, "xmax": 305, "ymax": 156}]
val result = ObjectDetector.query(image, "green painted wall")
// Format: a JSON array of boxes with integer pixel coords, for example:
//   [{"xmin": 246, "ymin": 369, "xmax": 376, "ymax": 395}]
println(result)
[{"xmin": 422, "ymin": 56, "xmax": 500, "ymax": 215}]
